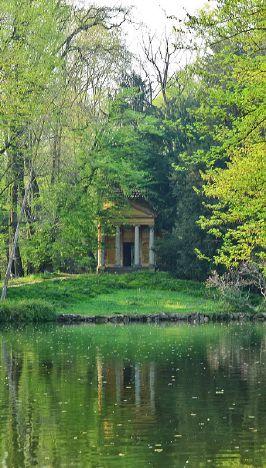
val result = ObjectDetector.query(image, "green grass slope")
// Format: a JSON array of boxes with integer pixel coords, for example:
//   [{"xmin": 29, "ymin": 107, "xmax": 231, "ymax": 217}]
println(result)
[{"xmin": 0, "ymin": 272, "xmax": 221, "ymax": 321}]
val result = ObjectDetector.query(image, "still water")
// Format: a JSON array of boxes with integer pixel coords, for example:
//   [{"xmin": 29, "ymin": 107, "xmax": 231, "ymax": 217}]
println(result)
[{"xmin": 0, "ymin": 324, "xmax": 265, "ymax": 467}]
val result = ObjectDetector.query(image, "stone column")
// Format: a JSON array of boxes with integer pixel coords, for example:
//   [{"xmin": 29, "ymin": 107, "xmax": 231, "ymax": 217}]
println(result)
[
  {"xmin": 97, "ymin": 225, "xmax": 104, "ymax": 270},
  {"xmin": 101, "ymin": 241, "xmax": 105, "ymax": 267},
  {"xmin": 134, "ymin": 225, "xmax": 140, "ymax": 267},
  {"xmin": 96, "ymin": 354, "xmax": 103, "ymax": 413},
  {"xmin": 115, "ymin": 363, "xmax": 122, "ymax": 405},
  {"xmin": 135, "ymin": 363, "xmax": 141, "ymax": 407},
  {"xmin": 149, "ymin": 226, "xmax": 155, "ymax": 267},
  {"xmin": 149, "ymin": 362, "xmax": 155, "ymax": 413},
  {"xmin": 115, "ymin": 226, "xmax": 121, "ymax": 267}
]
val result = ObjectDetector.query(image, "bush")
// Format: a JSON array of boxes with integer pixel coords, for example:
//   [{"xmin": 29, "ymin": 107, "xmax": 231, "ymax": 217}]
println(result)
[
  {"xmin": 0, "ymin": 299, "xmax": 57, "ymax": 323},
  {"xmin": 207, "ymin": 263, "xmax": 265, "ymax": 313}
]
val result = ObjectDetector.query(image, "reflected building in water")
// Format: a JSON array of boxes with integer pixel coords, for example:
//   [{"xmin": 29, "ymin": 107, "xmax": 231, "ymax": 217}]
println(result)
[
  {"xmin": 96, "ymin": 355, "xmax": 156, "ymax": 415},
  {"xmin": 0, "ymin": 329, "xmax": 265, "ymax": 468}
]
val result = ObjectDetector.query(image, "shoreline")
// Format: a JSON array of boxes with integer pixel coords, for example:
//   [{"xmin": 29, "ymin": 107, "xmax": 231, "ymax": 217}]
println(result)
[
  {"xmin": 57, "ymin": 312, "xmax": 266, "ymax": 324},
  {"xmin": 2, "ymin": 272, "xmax": 265, "ymax": 325}
]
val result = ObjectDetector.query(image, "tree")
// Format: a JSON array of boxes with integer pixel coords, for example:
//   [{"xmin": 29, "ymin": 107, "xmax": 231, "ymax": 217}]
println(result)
[
  {"xmin": 0, "ymin": 0, "xmax": 64, "ymax": 278},
  {"xmin": 0, "ymin": 0, "xmax": 141, "ymax": 294},
  {"xmin": 187, "ymin": 0, "xmax": 265, "ymax": 270},
  {"xmin": 153, "ymin": 69, "xmax": 218, "ymax": 279}
]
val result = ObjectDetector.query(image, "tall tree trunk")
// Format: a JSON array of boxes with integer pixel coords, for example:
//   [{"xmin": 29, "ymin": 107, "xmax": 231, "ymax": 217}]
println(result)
[
  {"xmin": 24, "ymin": 166, "xmax": 40, "ymax": 274},
  {"xmin": 51, "ymin": 119, "xmax": 62, "ymax": 184},
  {"xmin": 8, "ymin": 134, "xmax": 25, "ymax": 277},
  {"xmin": 9, "ymin": 177, "xmax": 24, "ymax": 277},
  {"xmin": 1, "ymin": 172, "xmax": 32, "ymax": 300}
]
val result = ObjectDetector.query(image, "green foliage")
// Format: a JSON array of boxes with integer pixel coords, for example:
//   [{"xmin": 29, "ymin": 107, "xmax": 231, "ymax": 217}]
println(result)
[
  {"xmin": 200, "ymin": 148, "xmax": 265, "ymax": 267},
  {"xmin": 0, "ymin": 299, "xmax": 56, "ymax": 323},
  {"xmin": 154, "ymin": 69, "xmax": 218, "ymax": 278},
  {"xmin": 0, "ymin": 0, "xmax": 264, "ymax": 286},
  {"xmin": 0, "ymin": 1, "xmax": 147, "ymax": 279},
  {"xmin": 21, "ymin": 181, "xmax": 99, "ymax": 272},
  {"xmin": 155, "ymin": 0, "xmax": 265, "ymax": 277},
  {"xmin": 0, "ymin": 0, "xmax": 63, "ymax": 129},
  {"xmin": 187, "ymin": 0, "xmax": 266, "ymax": 268}
]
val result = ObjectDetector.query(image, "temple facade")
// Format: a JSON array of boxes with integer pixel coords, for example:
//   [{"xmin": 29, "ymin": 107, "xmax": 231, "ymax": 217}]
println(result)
[{"xmin": 97, "ymin": 198, "xmax": 155, "ymax": 272}]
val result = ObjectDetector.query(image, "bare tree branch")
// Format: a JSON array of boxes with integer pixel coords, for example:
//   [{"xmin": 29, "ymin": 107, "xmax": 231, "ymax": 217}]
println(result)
[{"xmin": 60, "ymin": 6, "xmax": 130, "ymax": 58}]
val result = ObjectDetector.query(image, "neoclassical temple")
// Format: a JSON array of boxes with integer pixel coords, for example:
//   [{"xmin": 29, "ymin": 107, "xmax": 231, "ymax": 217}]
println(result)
[{"xmin": 97, "ymin": 197, "xmax": 155, "ymax": 272}]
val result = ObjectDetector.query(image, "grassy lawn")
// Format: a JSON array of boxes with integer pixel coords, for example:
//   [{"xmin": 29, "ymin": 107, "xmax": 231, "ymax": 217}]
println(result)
[
  {"xmin": 2, "ymin": 271, "xmax": 221, "ymax": 318},
  {"xmin": 67, "ymin": 288, "xmax": 220, "ymax": 315}
]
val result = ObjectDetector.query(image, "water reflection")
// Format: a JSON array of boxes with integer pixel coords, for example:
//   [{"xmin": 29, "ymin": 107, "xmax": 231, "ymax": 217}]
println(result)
[{"xmin": 0, "ymin": 324, "xmax": 265, "ymax": 467}]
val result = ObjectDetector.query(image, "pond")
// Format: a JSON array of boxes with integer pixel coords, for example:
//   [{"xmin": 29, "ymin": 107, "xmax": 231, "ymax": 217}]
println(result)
[{"xmin": 0, "ymin": 323, "xmax": 265, "ymax": 467}]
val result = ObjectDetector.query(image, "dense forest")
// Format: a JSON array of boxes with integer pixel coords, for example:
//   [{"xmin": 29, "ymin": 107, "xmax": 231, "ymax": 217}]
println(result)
[{"xmin": 0, "ymin": 1, "xmax": 265, "ymax": 296}]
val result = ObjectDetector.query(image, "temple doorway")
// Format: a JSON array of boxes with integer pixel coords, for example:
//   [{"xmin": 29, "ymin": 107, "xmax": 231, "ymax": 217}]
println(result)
[{"xmin": 123, "ymin": 242, "xmax": 134, "ymax": 267}]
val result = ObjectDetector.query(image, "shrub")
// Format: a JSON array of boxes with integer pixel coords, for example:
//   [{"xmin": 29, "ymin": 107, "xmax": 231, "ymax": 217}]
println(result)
[
  {"xmin": 0, "ymin": 299, "xmax": 56, "ymax": 323},
  {"xmin": 207, "ymin": 263, "xmax": 265, "ymax": 313}
]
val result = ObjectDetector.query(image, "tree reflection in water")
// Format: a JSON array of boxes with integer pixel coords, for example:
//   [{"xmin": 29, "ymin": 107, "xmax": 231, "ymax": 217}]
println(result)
[{"xmin": 0, "ymin": 324, "xmax": 265, "ymax": 467}]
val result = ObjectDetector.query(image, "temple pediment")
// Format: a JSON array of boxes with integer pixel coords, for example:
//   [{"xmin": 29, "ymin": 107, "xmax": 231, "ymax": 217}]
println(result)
[{"xmin": 118, "ymin": 200, "xmax": 155, "ymax": 227}]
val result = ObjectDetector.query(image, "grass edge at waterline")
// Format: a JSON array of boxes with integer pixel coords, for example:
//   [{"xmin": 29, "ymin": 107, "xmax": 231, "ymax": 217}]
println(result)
[
  {"xmin": 0, "ymin": 272, "xmax": 264, "ymax": 323},
  {"xmin": 0, "ymin": 299, "xmax": 57, "ymax": 323}
]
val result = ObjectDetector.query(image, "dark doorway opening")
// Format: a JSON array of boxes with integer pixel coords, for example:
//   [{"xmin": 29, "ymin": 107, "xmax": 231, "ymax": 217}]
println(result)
[
  {"xmin": 123, "ymin": 365, "xmax": 133, "ymax": 387},
  {"xmin": 123, "ymin": 242, "xmax": 134, "ymax": 267}
]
